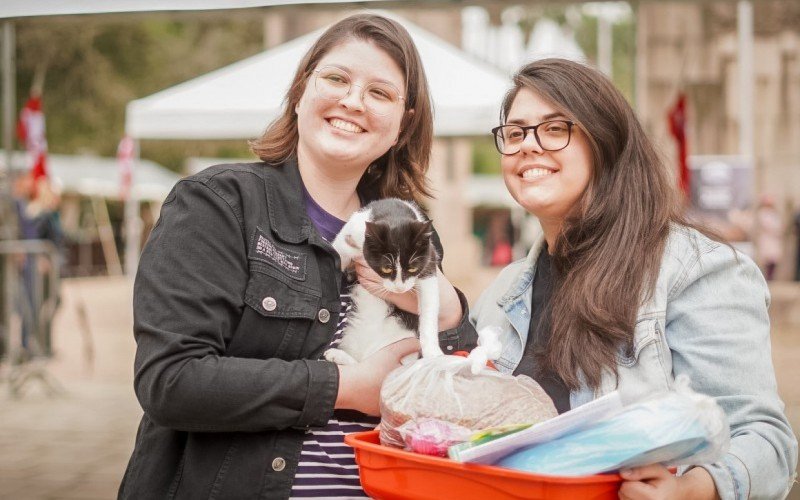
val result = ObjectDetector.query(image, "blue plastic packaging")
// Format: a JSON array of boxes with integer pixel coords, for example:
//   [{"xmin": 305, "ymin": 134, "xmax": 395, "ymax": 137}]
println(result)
[{"xmin": 496, "ymin": 377, "xmax": 729, "ymax": 476}]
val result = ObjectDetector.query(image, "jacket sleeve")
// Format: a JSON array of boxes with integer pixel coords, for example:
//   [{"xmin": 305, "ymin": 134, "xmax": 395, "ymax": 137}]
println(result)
[
  {"xmin": 429, "ymin": 224, "xmax": 479, "ymax": 352},
  {"xmin": 438, "ymin": 287, "xmax": 479, "ymax": 352},
  {"xmin": 666, "ymin": 243, "xmax": 798, "ymax": 499},
  {"xmin": 132, "ymin": 179, "xmax": 338, "ymax": 433}
]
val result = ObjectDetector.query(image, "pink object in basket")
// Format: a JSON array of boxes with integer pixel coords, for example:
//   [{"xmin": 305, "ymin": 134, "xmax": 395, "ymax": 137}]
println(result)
[{"xmin": 399, "ymin": 418, "xmax": 472, "ymax": 457}]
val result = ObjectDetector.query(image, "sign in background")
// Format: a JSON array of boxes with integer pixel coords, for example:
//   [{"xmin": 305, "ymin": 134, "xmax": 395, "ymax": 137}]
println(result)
[{"xmin": 689, "ymin": 155, "xmax": 754, "ymax": 219}]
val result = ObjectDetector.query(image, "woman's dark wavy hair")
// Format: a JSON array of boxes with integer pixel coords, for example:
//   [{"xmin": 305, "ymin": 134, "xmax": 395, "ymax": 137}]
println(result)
[
  {"xmin": 250, "ymin": 13, "xmax": 433, "ymax": 202},
  {"xmin": 501, "ymin": 58, "xmax": 716, "ymax": 390}
]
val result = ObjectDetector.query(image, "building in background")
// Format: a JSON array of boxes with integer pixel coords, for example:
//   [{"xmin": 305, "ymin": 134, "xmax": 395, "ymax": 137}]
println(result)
[{"xmin": 635, "ymin": 1, "xmax": 800, "ymax": 279}]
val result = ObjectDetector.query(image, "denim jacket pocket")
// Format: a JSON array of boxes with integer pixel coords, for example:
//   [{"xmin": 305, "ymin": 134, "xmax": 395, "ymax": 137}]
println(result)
[
  {"xmin": 614, "ymin": 318, "xmax": 673, "ymax": 403},
  {"xmin": 617, "ymin": 318, "xmax": 658, "ymax": 367}
]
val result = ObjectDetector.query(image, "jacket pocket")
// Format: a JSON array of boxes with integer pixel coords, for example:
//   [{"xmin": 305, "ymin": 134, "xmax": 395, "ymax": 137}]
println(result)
[
  {"xmin": 245, "ymin": 264, "xmax": 321, "ymax": 319},
  {"xmin": 615, "ymin": 318, "xmax": 672, "ymax": 400},
  {"xmin": 617, "ymin": 318, "xmax": 658, "ymax": 367},
  {"xmin": 234, "ymin": 267, "xmax": 321, "ymax": 360}
]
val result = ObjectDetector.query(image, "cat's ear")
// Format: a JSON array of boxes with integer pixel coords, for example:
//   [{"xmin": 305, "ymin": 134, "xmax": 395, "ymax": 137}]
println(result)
[
  {"xmin": 416, "ymin": 220, "xmax": 434, "ymax": 238},
  {"xmin": 365, "ymin": 220, "xmax": 389, "ymax": 241}
]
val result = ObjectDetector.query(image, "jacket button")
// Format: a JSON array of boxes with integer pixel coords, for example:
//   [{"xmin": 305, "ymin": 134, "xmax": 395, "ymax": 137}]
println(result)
[
  {"xmin": 446, "ymin": 345, "xmax": 454, "ymax": 351},
  {"xmin": 318, "ymin": 308, "xmax": 331, "ymax": 323},
  {"xmin": 272, "ymin": 457, "xmax": 286, "ymax": 472},
  {"xmin": 262, "ymin": 297, "xmax": 277, "ymax": 312}
]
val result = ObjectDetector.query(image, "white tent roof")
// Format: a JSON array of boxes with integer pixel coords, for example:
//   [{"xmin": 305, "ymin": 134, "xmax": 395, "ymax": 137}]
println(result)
[
  {"xmin": 525, "ymin": 18, "xmax": 586, "ymax": 63},
  {"xmin": 0, "ymin": 0, "xmax": 388, "ymax": 18},
  {"xmin": 6, "ymin": 152, "xmax": 180, "ymax": 201},
  {"xmin": 125, "ymin": 14, "xmax": 511, "ymax": 139}
]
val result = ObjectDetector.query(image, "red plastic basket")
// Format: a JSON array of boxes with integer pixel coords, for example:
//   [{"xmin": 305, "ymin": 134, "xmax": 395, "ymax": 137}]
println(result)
[{"xmin": 344, "ymin": 430, "xmax": 622, "ymax": 500}]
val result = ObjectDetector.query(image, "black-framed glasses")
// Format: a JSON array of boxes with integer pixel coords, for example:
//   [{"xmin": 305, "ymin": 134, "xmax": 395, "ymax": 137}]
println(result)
[
  {"xmin": 491, "ymin": 120, "xmax": 575, "ymax": 155},
  {"xmin": 314, "ymin": 66, "xmax": 405, "ymax": 117}
]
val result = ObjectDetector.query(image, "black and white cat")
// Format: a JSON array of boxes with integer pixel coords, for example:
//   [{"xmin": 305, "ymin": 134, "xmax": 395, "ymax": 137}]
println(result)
[{"xmin": 325, "ymin": 198, "xmax": 444, "ymax": 364}]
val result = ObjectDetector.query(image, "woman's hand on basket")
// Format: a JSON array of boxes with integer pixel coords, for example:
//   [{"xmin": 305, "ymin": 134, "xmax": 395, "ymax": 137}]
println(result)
[
  {"xmin": 334, "ymin": 338, "xmax": 420, "ymax": 416},
  {"xmin": 619, "ymin": 464, "xmax": 718, "ymax": 500}
]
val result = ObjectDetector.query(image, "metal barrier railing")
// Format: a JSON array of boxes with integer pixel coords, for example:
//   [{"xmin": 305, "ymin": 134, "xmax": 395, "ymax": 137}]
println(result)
[{"xmin": 0, "ymin": 239, "xmax": 64, "ymax": 397}]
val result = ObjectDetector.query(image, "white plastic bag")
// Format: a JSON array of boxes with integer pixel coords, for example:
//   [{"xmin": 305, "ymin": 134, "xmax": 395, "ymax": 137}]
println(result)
[{"xmin": 379, "ymin": 354, "xmax": 557, "ymax": 449}]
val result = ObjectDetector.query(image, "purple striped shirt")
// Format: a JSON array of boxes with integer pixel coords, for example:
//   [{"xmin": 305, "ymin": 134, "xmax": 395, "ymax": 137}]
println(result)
[{"xmin": 291, "ymin": 189, "xmax": 377, "ymax": 498}]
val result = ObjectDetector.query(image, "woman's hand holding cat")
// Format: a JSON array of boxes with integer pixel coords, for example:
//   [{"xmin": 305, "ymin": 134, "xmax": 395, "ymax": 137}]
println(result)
[
  {"xmin": 352, "ymin": 257, "xmax": 462, "ymax": 330},
  {"xmin": 334, "ymin": 338, "xmax": 421, "ymax": 416}
]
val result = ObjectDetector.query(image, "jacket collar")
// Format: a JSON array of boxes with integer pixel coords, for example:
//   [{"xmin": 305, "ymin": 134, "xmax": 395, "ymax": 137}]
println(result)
[
  {"xmin": 263, "ymin": 157, "xmax": 314, "ymax": 244},
  {"xmin": 498, "ymin": 232, "xmax": 547, "ymax": 307}
]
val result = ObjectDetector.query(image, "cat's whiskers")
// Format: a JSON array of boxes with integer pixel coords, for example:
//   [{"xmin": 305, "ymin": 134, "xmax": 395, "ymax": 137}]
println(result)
[{"xmin": 364, "ymin": 282, "xmax": 391, "ymax": 300}]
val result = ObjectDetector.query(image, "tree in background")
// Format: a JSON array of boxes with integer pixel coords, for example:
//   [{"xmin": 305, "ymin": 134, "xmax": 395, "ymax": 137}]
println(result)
[{"xmin": 10, "ymin": 15, "xmax": 263, "ymax": 172}]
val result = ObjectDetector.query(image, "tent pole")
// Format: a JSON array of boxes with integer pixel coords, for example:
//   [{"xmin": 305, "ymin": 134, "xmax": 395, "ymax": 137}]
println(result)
[
  {"xmin": 1, "ymin": 21, "xmax": 16, "ymax": 241},
  {"xmin": 738, "ymin": 1, "xmax": 754, "ymax": 162},
  {"xmin": 597, "ymin": 14, "xmax": 612, "ymax": 77},
  {"xmin": 123, "ymin": 139, "xmax": 141, "ymax": 278},
  {"xmin": 92, "ymin": 196, "xmax": 123, "ymax": 276}
]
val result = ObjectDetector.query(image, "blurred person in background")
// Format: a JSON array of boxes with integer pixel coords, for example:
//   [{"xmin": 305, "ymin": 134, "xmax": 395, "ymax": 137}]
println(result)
[
  {"xmin": 755, "ymin": 194, "xmax": 783, "ymax": 281},
  {"xmin": 119, "ymin": 13, "xmax": 473, "ymax": 499},
  {"xmin": 452, "ymin": 59, "xmax": 797, "ymax": 499},
  {"xmin": 11, "ymin": 171, "xmax": 63, "ymax": 356},
  {"xmin": 487, "ymin": 212, "xmax": 513, "ymax": 266}
]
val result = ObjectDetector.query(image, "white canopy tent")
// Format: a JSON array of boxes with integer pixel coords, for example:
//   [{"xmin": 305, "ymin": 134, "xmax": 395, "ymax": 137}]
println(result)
[
  {"xmin": 6, "ymin": 152, "xmax": 179, "ymax": 201},
  {"xmin": 125, "ymin": 14, "xmax": 511, "ymax": 140},
  {"xmin": 0, "ymin": 1, "xmax": 391, "ymax": 18}
]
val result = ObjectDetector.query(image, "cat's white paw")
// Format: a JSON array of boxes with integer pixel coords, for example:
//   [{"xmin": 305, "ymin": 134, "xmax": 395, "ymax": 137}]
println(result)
[
  {"xmin": 332, "ymin": 239, "xmax": 353, "ymax": 271},
  {"xmin": 420, "ymin": 343, "xmax": 444, "ymax": 359},
  {"xmin": 323, "ymin": 348, "xmax": 357, "ymax": 365}
]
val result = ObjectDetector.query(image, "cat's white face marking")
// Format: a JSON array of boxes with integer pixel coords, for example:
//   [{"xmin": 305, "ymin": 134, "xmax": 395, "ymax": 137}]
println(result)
[{"xmin": 382, "ymin": 255, "xmax": 415, "ymax": 293}]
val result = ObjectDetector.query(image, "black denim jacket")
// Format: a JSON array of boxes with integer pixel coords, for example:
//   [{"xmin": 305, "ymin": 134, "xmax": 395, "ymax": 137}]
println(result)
[{"xmin": 118, "ymin": 160, "xmax": 476, "ymax": 500}]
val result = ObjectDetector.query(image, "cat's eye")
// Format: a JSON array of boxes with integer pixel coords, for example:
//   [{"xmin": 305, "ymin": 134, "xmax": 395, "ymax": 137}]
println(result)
[
  {"xmin": 380, "ymin": 265, "xmax": 393, "ymax": 274},
  {"xmin": 407, "ymin": 267, "xmax": 418, "ymax": 273}
]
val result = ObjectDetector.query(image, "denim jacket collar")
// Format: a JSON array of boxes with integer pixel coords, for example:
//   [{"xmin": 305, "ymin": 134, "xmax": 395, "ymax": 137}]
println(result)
[
  {"xmin": 498, "ymin": 233, "xmax": 546, "ymax": 307},
  {"xmin": 494, "ymin": 234, "xmax": 547, "ymax": 366}
]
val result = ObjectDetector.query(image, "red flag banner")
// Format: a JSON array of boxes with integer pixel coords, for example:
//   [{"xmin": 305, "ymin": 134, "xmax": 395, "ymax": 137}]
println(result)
[
  {"xmin": 667, "ymin": 92, "xmax": 689, "ymax": 196},
  {"xmin": 17, "ymin": 95, "xmax": 49, "ymax": 181}
]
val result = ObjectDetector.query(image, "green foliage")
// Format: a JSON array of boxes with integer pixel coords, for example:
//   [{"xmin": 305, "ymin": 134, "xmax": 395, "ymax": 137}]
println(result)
[
  {"xmin": 472, "ymin": 137, "xmax": 501, "ymax": 175},
  {"xmin": 516, "ymin": 4, "xmax": 636, "ymax": 102},
  {"xmin": 10, "ymin": 15, "xmax": 263, "ymax": 171},
  {"xmin": 572, "ymin": 11, "xmax": 635, "ymax": 103}
]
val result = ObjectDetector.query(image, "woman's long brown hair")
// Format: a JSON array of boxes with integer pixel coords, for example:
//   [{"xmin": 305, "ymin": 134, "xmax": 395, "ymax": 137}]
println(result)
[
  {"xmin": 249, "ymin": 13, "xmax": 434, "ymax": 203},
  {"xmin": 501, "ymin": 59, "xmax": 709, "ymax": 391}
]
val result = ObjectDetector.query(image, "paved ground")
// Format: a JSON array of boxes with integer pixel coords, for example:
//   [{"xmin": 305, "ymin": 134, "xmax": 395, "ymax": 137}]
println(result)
[{"xmin": 0, "ymin": 274, "xmax": 798, "ymax": 499}]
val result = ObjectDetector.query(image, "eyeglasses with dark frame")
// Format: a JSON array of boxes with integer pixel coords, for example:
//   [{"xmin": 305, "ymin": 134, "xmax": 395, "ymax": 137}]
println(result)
[
  {"xmin": 313, "ymin": 66, "xmax": 405, "ymax": 117},
  {"xmin": 491, "ymin": 120, "xmax": 575, "ymax": 155}
]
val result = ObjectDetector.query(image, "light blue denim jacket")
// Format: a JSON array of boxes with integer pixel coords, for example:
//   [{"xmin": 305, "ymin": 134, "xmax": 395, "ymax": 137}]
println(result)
[{"xmin": 468, "ymin": 225, "xmax": 798, "ymax": 499}]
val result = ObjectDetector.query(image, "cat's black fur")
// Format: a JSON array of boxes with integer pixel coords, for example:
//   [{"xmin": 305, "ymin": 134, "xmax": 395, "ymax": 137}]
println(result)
[{"xmin": 361, "ymin": 199, "xmax": 440, "ymax": 332}]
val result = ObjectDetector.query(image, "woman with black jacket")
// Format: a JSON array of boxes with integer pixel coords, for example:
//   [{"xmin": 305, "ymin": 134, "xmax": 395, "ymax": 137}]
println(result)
[{"xmin": 119, "ymin": 14, "xmax": 475, "ymax": 499}]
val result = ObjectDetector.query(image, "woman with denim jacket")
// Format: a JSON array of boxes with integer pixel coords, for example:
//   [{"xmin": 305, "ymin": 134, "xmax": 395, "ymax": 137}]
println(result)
[
  {"xmin": 118, "ymin": 14, "xmax": 473, "ymax": 499},
  {"xmin": 464, "ymin": 59, "xmax": 797, "ymax": 499}
]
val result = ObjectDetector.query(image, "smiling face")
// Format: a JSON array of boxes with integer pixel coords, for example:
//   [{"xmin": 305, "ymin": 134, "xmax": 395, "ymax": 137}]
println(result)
[
  {"xmin": 501, "ymin": 87, "xmax": 593, "ymax": 228},
  {"xmin": 295, "ymin": 39, "xmax": 406, "ymax": 174}
]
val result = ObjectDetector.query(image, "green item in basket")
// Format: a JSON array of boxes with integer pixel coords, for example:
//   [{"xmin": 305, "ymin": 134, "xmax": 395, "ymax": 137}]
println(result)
[{"xmin": 448, "ymin": 424, "xmax": 532, "ymax": 458}]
